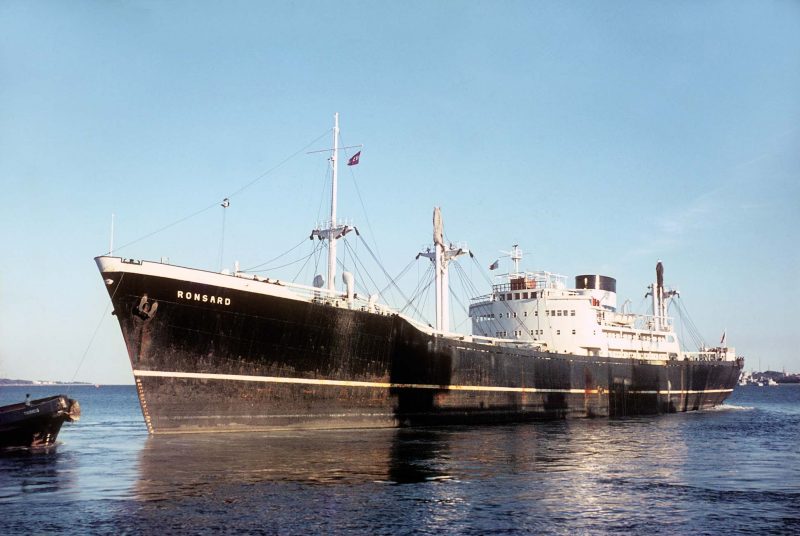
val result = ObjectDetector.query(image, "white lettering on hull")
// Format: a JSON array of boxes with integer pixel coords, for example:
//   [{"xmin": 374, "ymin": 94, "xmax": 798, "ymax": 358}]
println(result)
[{"xmin": 177, "ymin": 290, "xmax": 231, "ymax": 306}]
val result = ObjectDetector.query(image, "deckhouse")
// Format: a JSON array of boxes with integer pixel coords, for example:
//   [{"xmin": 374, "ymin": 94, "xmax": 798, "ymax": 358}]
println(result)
[{"xmin": 469, "ymin": 247, "xmax": 732, "ymax": 362}]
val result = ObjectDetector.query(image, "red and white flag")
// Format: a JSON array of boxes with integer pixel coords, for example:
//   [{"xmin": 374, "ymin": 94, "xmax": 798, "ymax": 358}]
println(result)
[{"xmin": 347, "ymin": 151, "xmax": 361, "ymax": 166}]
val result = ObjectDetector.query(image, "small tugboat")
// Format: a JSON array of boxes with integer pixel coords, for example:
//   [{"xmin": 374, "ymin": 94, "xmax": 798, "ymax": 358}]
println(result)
[{"xmin": 0, "ymin": 394, "xmax": 80, "ymax": 450}]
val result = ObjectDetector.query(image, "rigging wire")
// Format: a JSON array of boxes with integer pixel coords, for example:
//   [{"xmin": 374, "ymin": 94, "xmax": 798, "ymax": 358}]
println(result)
[
  {"xmin": 453, "ymin": 262, "xmax": 486, "ymax": 333},
  {"xmin": 378, "ymin": 258, "xmax": 417, "ymax": 298},
  {"xmin": 465, "ymin": 255, "xmax": 533, "ymax": 338},
  {"xmin": 672, "ymin": 302, "xmax": 689, "ymax": 352},
  {"xmin": 292, "ymin": 241, "xmax": 323, "ymax": 283},
  {"xmin": 312, "ymin": 241, "xmax": 323, "ymax": 278},
  {"xmin": 104, "ymin": 202, "xmax": 220, "ymax": 256},
  {"xmin": 447, "ymin": 264, "xmax": 469, "ymax": 331},
  {"xmin": 248, "ymin": 249, "xmax": 318, "ymax": 273},
  {"xmin": 67, "ymin": 273, "xmax": 126, "ymax": 393},
  {"xmin": 243, "ymin": 237, "xmax": 310, "ymax": 272},
  {"xmin": 417, "ymin": 271, "xmax": 435, "ymax": 326},
  {"xmin": 455, "ymin": 260, "xmax": 515, "ymax": 337},
  {"xmin": 400, "ymin": 263, "xmax": 434, "ymax": 321},
  {"xmin": 340, "ymin": 239, "xmax": 378, "ymax": 298},
  {"xmin": 104, "ymin": 129, "xmax": 330, "ymax": 257},
  {"xmin": 218, "ymin": 201, "xmax": 228, "ymax": 271},
  {"xmin": 634, "ymin": 295, "xmax": 649, "ymax": 316},
  {"xmin": 449, "ymin": 262, "xmax": 473, "ymax": 315},
  {"xmin": 404, "ymin": 263, "xmax": 434, "ymax": 309},
  {"xmin": 356, "ymin": 232, "xmax": 419, "ymax": 312},
  {"xmin": 671, "ymin": 297, "xmax": 706, "ymax": 349},
  {"xmin": 401, "ymin": 265, "xmax": 434, "ymax": 312},
  {"xmin": 314, "ymin": 150, "xmax": 333, "ymax": 225},
  {"xmin": 339, "ymin": 240, "xmax": 371, "ymax": 293},
  {"xmin": 226, "ymin": 129, "xmax": 331, "ymax": 200},
  {"xmin": 339, "ymin": 136, "xmax": 385, "ymax": 265}
]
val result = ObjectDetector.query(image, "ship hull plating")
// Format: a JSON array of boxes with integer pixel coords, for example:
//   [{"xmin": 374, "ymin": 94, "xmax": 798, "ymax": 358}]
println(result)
[{"xmin": 100, "ymin": 262, "xmax": 742, "ymax": 434}]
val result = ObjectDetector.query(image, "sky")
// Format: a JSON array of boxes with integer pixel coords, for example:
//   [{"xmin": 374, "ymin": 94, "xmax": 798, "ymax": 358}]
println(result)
[{"xmin": 1, "ymin": 1, "xmax": 798, "ymax": 384}]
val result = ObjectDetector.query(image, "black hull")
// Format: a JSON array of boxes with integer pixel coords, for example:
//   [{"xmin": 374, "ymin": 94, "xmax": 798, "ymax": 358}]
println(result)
[
  {"xmin": 100, "ymin": 261, "xmax": 743, "ymax": 433},
  {"xmin": 0, "ymin": 395, "xmax": 80, "ymax": 449}
]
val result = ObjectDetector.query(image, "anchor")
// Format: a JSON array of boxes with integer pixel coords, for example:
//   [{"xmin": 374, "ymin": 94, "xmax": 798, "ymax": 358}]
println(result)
[{"xmin": 133, "ymin": 294, "xmax": 159, "ymax": 320}]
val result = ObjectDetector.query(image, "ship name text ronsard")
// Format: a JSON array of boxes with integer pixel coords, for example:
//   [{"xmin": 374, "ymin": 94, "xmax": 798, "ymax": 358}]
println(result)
[{"xmin": 177, "ymin": 290, "xmax": 231, "ymax": 306}]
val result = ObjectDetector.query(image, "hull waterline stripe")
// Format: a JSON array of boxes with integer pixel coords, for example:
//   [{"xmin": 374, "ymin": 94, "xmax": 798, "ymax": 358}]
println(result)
[{"xmin": 133, "ymin": 370, "xmax": 734, "ymax": 396}]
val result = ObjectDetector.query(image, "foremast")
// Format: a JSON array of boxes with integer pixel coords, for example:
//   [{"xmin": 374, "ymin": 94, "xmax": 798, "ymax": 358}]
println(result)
[{"xmin": 310, "ymin": 112, "xmax": 353, "ymax": 293}]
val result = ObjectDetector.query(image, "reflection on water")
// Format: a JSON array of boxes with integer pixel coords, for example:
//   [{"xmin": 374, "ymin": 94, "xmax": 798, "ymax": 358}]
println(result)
[
  {"xmin": 0, "ymin": 448, "xmax": 75, "ymax": 498},
  {"xmin": 126, "ymin": 416, "xmax": 787, "ymax": 534},
  {"xmin": 136, "ymin": 429, "xmax": 395, "ymax": 495},
  {"xmin": 1, "ymin": 385, "xmax": 799, "ymax": 534},
  {"xmin": 134, "ymin": 418, "xmax": 693, "ymax": 494}
]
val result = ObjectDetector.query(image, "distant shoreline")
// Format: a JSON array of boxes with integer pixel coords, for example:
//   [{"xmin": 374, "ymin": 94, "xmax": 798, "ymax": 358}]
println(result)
[{"xmin": 0, "ymin": 379, "xmax": 93, "ymax": 387}]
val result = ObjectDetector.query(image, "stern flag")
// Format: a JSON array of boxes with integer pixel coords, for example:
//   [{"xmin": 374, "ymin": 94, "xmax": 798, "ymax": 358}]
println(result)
[
  {"xmin": 489, "ymin": 259, "xmax": 499, "ymax": 270},
  {"xmin": 347, "ymin": 151, "xmax": 361, "ymax": 166}
]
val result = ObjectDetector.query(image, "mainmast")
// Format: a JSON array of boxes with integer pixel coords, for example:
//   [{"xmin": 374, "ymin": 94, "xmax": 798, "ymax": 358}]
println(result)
[
  {"xmin": 648, "ymin": 260, "xmax": 678, "ymax": 331},
  {"xmin": 419, "ymin": 207, "xmax": 468, "ymax": 332}
]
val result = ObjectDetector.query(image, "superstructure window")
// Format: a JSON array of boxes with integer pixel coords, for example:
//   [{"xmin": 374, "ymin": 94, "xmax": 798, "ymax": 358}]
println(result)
[
  {"xmin": 523, "ymin": 292, "xmax": 529, "ymax": 299},
  {"xmin": 556, "ymin": 330, "xmax": 561, "ymax": 335},
  {"xmin": 570, "ymin": 310, "xmax": 575, "ymax": 316},
  {"xmin": 572, "ymin": 329, "xmax": 576, "ymax": 335},
  {"xmin": 557, "ymin": 310, "xmax": 562, "ymax": 316},
  {"xmin": 513, "ymin": 312, "xmax": 517, "ymax": 318},
  {"xmin": 507, "ymin": 293, "xmax": 512, "ymax": 300}
]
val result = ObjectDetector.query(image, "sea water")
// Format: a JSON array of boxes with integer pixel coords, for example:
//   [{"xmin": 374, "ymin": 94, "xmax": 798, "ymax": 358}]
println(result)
[{"xmin": 1, "ymin": 384, "xmax": 798, "ymax": 534}]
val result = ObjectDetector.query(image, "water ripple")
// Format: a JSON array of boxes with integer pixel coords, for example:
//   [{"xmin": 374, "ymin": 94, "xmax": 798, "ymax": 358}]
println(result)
[{"xmin": 1, "ymin": 384, "xmax": 798, "ymax": 534}]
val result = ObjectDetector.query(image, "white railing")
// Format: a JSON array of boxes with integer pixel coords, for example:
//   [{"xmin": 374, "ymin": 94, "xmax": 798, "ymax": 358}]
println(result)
[{"xmin": 233, "ymin": 270, "xmax": 394, "ymax": 316}]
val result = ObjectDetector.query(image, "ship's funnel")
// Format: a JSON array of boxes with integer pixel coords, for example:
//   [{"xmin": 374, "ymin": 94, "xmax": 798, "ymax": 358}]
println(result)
[{"xmin": 575, "ymin": 274, "xmax": 617, "ymax": 310}]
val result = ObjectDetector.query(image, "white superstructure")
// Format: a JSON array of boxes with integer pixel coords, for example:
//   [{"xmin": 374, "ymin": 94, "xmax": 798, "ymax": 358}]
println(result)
[{"xmin": 468, "ymin": 251, "xmax": 736, "ymax": 362}]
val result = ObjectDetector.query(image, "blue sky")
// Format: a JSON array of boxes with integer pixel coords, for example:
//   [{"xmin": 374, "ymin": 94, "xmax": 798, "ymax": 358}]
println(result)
[{"xmin": 1, "ymin": 1, "xmax": 798, "ymax": 383}]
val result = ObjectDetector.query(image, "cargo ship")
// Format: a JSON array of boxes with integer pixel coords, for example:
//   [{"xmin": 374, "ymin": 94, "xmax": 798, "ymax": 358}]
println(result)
[{"xmin": 96, "ymin": 114, "xmax": 743, "ymax": 434}]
